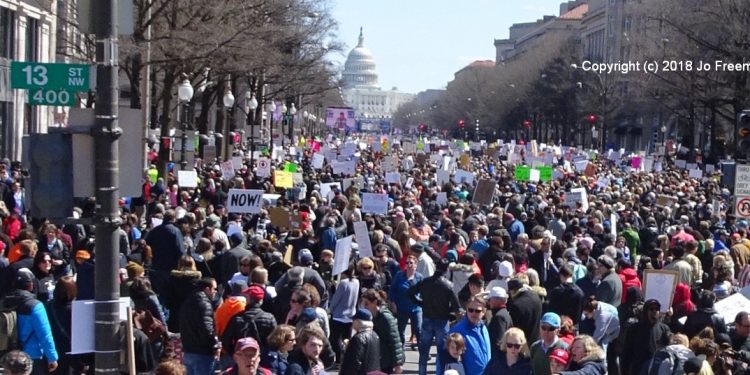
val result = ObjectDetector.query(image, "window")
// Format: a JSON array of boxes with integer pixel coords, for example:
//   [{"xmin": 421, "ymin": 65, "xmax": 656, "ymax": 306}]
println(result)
[
  {"xmin": 26, "ymin": 17, "xmax": 39, "ymax": 62},
  {"xmin": 0, "ymin": 7, "xmax": 15, "ymax": 59}
]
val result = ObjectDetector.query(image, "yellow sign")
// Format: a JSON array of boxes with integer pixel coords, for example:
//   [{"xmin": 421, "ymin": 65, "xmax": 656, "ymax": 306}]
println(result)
[
  {"xmin": 460, "ymin": 154, "xmax": 471, "ymax": 167},
  {"xmin": 274, "ymin": 170, "xmax": 294, "ymax": 188}
]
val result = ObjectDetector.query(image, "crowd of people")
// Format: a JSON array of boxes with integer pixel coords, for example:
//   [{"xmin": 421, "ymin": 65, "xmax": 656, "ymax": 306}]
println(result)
[{"xmin": 1, "ymin": 134, "xmax": 750, "ymax": 375}]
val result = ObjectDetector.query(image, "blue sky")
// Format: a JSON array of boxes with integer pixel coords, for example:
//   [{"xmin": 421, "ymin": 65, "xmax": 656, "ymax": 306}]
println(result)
[{"xmin": 330, "ymin": 0, "xmax": 561, "ymax": 94}]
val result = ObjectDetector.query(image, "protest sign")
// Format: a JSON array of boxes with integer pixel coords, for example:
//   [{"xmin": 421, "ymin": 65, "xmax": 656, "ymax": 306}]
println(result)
[
  {"xmin": 643, "ymin": 269, "xmax": 679, "ymax": 313},
  {"xmin": 274, "ymin": 171, "xmax": 294, "ymax": 188},
  {"xmin": 332, "ymin": 160, "xmax": 356, "ymax": 176},
  {"xmin": 472, "ymin": 180, "xmax": 496, "ymax": 205},
  {"xmin": 715, "ymin": 293, "xmax": 750, "ymax": 325},
  {"xmin": 515, "ymin": 166, "xmax": 530, "ymax": 181},
  {"xmin": 436, "ymin": 170, "xmax": 450, "ymax": 186},
  {"xmin": 312, "ymin": 153, "xmax": 325, "ymax": 169},
  {"xmin": 361, "ymin": 193, "xmax": 389, "ymax": 215},
  {"xmin": 529, "ymin": 169, "xmax": 540, "ymax": 182},
  {"xmin": 453, "ymin": 169, "xmax": 474, "ymax": 185},
  {"xmin": 221, "ymin": 161, "xmax": 235, "ymax": 181},
  {"xmin": 178, "ymin": 170, "xmax": 198, "ymax": 188},
  {"xmin": 563, "ymin": 187, "xmax": 589, "ymax": 211},
  {"xmin": 320, "ymin": 182, "xmax": 341, "ymax": 201},
  {"xmin": 268, "ymin": 207, "xmax": 291, "ymax": 229},
  {"xmin": 226, "ymin": 189, "xmax": 264, "ymax": 214},
  {"xmin": 333, "ymin": 236, "xmax": 354, "ymax": 276},
  {"xmin": 353, "ymin": 221, "xmax": 373, "ymax": 258},
  {"xmin": 436, "ymin": 192, "xmax": 448, "ymax": 206},
  {"xmin": 538, "ymin": 166, "xmax": 553, "ymax": 182},
  {"xmin": 386, "ymin": 172, "xmax": 401, "ymax": 185},
  {"xmin": 688, "ymin": 169, "xmax": 702, "ymax": 179},
  {"xmin": 460, "ymin": 154, "xmax": 470, "ymax": 168},
  {"xmin": 256, "ymin": 158, "xmax": 271, "ymax": 177},
  {"xmin": 382, "ymin": 157, "xmax": 397, "ymax": 172},
  {"xmin": 402, "ymin": 141, "xmax": 416, "ymax": 154},
  {"xmin": 71, "ymin": 298, "xmax": 130, "ymax": 354}
]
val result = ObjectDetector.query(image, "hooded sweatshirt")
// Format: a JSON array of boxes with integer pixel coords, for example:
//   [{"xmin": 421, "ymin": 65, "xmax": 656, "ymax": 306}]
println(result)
[{"xmin": 618, "ymin": 267, "xmax": 642, "ymax": 305}]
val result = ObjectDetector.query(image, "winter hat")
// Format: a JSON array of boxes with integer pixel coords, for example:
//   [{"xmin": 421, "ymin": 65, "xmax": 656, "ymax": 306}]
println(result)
[
  {"xmin": 353, "ymin": 308, "xmax": 372, "ymax": 322},
  {"xmin": 299, "ymin": 307, "xmax": 318, "ymax": 323}
]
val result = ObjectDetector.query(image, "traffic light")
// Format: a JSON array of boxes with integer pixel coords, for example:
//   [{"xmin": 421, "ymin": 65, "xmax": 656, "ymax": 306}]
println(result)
[
  {"xmin": 738, "ymin": 110, "xmax": 750, "ymax": 159},
  {"xmin": 586, "ymin": 114, "xmax": 598, "ymax": 125},
  {"xmin": 523, "ymin": 119, "xmax": 532, "ymax": 129},
  {"xmin": 458, "ymin": 120, "xmax": 465, "ymax": 129},
  {"xmin": 419, "ymin": 123, "xmax": 427, "ymax": 133},
  {"xmin": 25, "ymin": 133, "xmax": 74, "ymax": 219}
]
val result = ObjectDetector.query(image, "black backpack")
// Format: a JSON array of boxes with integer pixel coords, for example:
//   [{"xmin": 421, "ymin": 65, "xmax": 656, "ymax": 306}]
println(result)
[{"xmin": 645, "ymin": 348, "xmax": 686, "ymax": 375}]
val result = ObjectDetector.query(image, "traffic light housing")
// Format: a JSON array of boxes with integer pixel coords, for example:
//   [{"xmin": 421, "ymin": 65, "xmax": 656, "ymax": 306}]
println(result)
[
  {"xmin": 25, "ymin": 133, "xmax": 74, "ymax": 219},
  {"xmin": 586, "ymin": 114, "xmax": 598, "ymax": 124},
  {"xmin": 458, "ymin": 120, "xmax": 465, "ymax": 129},
  {"xmin": 737, "ymin": 110, "xmax": 750, "ymax": 159}
]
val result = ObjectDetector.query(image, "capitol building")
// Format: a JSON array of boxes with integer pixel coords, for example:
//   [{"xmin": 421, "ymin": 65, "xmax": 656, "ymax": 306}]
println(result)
[{"xmin": 342, "ymin": 28, "xmax": 414, "ymax": 132}]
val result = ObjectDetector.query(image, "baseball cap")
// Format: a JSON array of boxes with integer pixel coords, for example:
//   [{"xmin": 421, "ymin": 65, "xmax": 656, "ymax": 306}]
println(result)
[
  {"xmin": 540, "ymin": 312, "xmax": 561, "ymax": 328},
  {"xmin": 496, "ymin": 260, "xmax": 514, "ymax": 278},
  {"xmin": 14, "ymin": 268, "xmax": 35, "ymax": 289},
  {"xmin": 230, "ymin": 280, "xmax": 248, "ymax": 296},
  {"xmin": 488, "ymin": 286, "xmax": 508, "ymax": 299},
  {"xmin": 549, "ymin": 348, "xmax": 569, "ymax": 365},
  {"xmin": 75, "ymin": 250, "xmax": 91, "ymax": 261},
  {"xmin": 353, "ymin": 308, "xmax": 372, "ymax": 321},
  {"xmin": 299, "ymin": 307, "xmax": 318, "ymax": 323},
  {"xmin": 235, "ymin": 337, "xmax": 259, "ymax": 352},
  {"xmin": 244, "ymin": 285, "xmax": 265, "ymax": 302}
]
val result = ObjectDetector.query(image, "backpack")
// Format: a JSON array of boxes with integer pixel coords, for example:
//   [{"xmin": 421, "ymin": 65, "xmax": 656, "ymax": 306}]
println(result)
[
  {"xmin": 645, "ymin": 348, "xmax": 686, "ymax": 375},
  {"xmin": 0, "ymin": 307, "xmax": 18, "ymax": 352}
]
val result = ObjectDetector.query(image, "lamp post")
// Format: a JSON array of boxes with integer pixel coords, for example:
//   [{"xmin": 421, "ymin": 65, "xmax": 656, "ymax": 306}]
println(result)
[
  {"xmin": 288, "ymin": 102, "xmax": 297, "ymax": 146},
  {"xmin": 223, "ymin": 89, "xmax": 235, "ymax": 161},
  {"xmin": 245, "ymin": 91, "xmax": 258, "ymax": 167},
  {"xmin": 661, "ymin": 124, "xmax": 667, "ymax": 143},
  {"xmin": 267, "ymin": 101, "xmax": 277, "ymax": 150},
  {"xmin": 303, "ymin": 110, "xmax": 309, "ymax": 137},
  {"xmin": 177, "ymin": 79, "xmax": 194, "ymax": 170},
  {"xmin": 475, "ymin": 119, "xmax": 480, "ymax": 142}
]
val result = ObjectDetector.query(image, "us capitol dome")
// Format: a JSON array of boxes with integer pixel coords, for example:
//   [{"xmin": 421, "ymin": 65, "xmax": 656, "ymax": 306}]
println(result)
[{"xmin": 342, "ymin": 27, "xmax": 380, "ymax": 89}]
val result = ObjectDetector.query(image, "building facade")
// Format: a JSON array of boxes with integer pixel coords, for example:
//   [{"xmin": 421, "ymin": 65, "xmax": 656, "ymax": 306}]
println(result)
[
  {"xmin": 0, "ymin": 0, "xmax": 56, "ymax": 161},
  {"xmin": 341, "ymin": 28, "xmax": 414, "ymax": 130}
]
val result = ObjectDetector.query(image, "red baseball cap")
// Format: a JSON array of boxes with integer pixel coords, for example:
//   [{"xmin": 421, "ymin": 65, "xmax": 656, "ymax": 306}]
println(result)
[
  {"xmin": 549, "ymin": 348, "xmax": 569, "ymax": 365},
  {"xmin": 244, "ymin": 285, "xmax": 265, "ymax": 302}
]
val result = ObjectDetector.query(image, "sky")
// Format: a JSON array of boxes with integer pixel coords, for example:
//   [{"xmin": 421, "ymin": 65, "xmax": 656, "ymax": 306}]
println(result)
[{"xmin": 330, "ymin": 0, "xmax": 561, "ymax": 94}]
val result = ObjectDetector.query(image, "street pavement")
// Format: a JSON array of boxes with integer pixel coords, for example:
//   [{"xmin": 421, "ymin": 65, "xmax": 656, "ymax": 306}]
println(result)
[{"xmin": 328, "ymin": 327, "xmax": 437, "ymax": 375}]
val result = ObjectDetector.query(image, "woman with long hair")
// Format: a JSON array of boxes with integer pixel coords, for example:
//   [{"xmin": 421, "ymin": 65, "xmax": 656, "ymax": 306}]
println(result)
[
  {"xmin": 482, "ymin": 327, "xmax": 532, "ymax": 374},
  {"xmin": 164, "ymin": 255, "xmax": 202, "ymax": 332},
  {"xmin": 260, "ymin": 325, "xmax": 296, "ymax": 375},
  {"xmin": 47, "ymin": 276, "xmax": 86, "ymax": 374},
  {"xmin": 564, "ymin": 335, "xmax": 607, "ymax": 374},
  {"xmin": 32, "ymin": 251, "xmax": 55, "ymax": 302}
]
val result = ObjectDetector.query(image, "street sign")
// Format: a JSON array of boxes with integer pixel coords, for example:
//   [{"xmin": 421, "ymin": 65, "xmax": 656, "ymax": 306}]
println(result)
[
  {"xmin": 741, "ymin": 128, "xmax": 750, "ymax": 137},
  {"xmin": 11, "ymin": 62, "xmax": 90, "ymax": 91},
  {"xmin": 29, "ymin": 88, "xmax": 76, "ymax": 107},
  {"xmin": 735, "ymin": 164, "xmax": 750, "ymax": 218}
]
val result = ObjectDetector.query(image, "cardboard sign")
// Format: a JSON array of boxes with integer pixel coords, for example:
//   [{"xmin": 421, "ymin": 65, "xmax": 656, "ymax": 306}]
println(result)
[
  {"xmin": 177, "ymin": 170, "xmax": 198, "ymax": 188},
  {"xmin": 642, "ymin": 269, "xmax": 679, "ymax": 313},
  {"xmin": 268, "ymin": 207, "xmax": 291, "ymax": 229},
  {"xmin": 256, "ymin": 158, "xmax": 271, "ymax": 178},
  {"xmin": 460, "ymin": 154, "xmax": 471, "ymax": 168},
  {"xmin": 361, "ymin": 193, "xmax": 389, "ymax": 215},
  {"xmin": 472, "ymin": 179, "xmax": 496, "ymax": 205},
  {"xmin": 226, "ymin": 189, "xmax": 264, "ymax": 214},
  {"xmin": 353, "ymin": 221, "xmax": 373, "ymax": 258},
  {"xmin": 715, "ymin": 293, "xmax": 750, "ymax": 325},
  {"xmin": 274, "ymin": 170, "xmax": 294, "ymax": 188},
  {"xmin": 656, "ymin": 194, "xmax": 678, "ymax": 207},
  {"xmin": 515, "ymin": 166, "xmax": 530, "ymax": 181}
]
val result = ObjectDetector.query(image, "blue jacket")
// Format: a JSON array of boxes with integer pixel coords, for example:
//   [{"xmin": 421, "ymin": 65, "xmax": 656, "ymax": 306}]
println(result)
[
  {"xmin": 448, "ymin": 317, "xmax": 491, "ymax": 375},
  {"xmin": 388, "ymin": 271, "xmax": 423, "ymax": 314},
  {"xmin": 4, "ymin": 289, "xmax": 58, "ymax": 362},
  {"xmin": 320, "ymin": 227, "xmax": 337, "ymax": 252},
  {"xmin": 508, "ymin": 220, "xmax": 525, "ymax": 242}
]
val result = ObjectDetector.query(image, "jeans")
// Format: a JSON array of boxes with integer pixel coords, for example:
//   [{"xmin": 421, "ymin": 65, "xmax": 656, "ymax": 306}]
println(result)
[
  {"xmin": 418, "ymin": 318, "xmax": 449, "ymax": 375},
  {"xmin": 396, "ymin": 310, "xmax": 422, "ymax": 345},
  {"xmin": 183, "ymin": 352, "xmax": 217, "ymax": 375}
]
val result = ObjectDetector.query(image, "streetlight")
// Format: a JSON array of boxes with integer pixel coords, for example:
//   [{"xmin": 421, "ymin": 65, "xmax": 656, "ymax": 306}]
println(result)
[
  {"xmin": 245, "ymin": 91, "xmax": 258, "ymax": 167},
  {"xmin": 661, "ymin": 124, "xmax": 668, "ymax": 143},
  {"xmin": 267, "ymin": 100, "xmax": 277, "ymax": 149},
  {"xmin": 288, "ymin": 102, "xmax": 297, "ymax": 146},
  {"xmin": 223, "ymin": 89, "xmax": 235, "ymax": 160},
  {"xmin": 303, "ymin": 110, "xmax": 309, "ymax": 137},
  {"xmin": 177, "ymin": 78, "xmax": 194, "ymax": 170}
]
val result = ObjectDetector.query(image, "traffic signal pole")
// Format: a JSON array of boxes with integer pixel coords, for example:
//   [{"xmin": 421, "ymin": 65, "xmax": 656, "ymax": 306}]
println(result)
[{"xmin": 93, "ymin": 0, "xmax": 122, "ymax": 373}]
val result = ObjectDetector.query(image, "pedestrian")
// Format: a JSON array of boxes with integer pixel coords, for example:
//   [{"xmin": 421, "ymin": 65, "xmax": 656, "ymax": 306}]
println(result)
[
  {"xmin": 482, "ymin": 327, "xmax": 532, "ymax": 375},
  {"xmin": 179, "ymin": 277, "xmax": 221, "ymax": 375},
  {"xmin": 563, "ymin": 335, "xmax": 607, "ymax": 375},
  {"xmin": 445, "ymin": 296, "xmax": 491, "ymax": 375},
  {"xmin": 362, "ymin": 289, "xmax": 405, "ymax": 373},
  {"xmin": 507, "ymin": 277, "xmax": 543, "ymax": 343},
  {"xmin": 285, "ymin": 326, "xmax": 328, "ymax": 375},
  {"xmin": 529, "ymin": 312, "xmax": 568, "ymax": 375},
  {"xmin": 594, "ymin": 255, "xmax": 622, "ymax": 307},
  {"xmin": 339, "ymin": 308, "xmax": 380, "ymax": 374},
  {"xmin": 486, "ymin": 286, "xmax": 513, "ymax": 359},
  {"xmin": 438, "ymin": 333, "xmax": 467, "ymax": 375}
]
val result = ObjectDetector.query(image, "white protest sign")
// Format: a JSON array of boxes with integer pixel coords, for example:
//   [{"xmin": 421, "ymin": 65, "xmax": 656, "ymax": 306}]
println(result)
[
  {"xmin": 231, "ymin": 156, "xmax": 243, "ymax": 170},
  {"xmin": 324, "ymin": 149, "xmax": 338, "ymax": 162},
  {"xmin": 443, "ymin": 156, "xmax": 452, "ymax": 171},
  {"xmin": 386, "ymin": 172, "xmax": 401, "ymax": 185},
  {"xmin": 430, "ymin": 154, "xmax": 442, "ymax": 164},
  {"xmin": 382, "ymin": 157, "xmax": 397, "ymax": 172},
  {"xmin": 688, "ymin": 169, "xmax": 703, "ymax": 179},
  {"xmin": 353, "ymin": 221, "xmax": 373, "ymax": 258},
  {"xmin": 529, "ymin": 169, "xmax": 540, "ymax": 182},
  {"xmin": 371, "ymin": 141, "xmax": 382, "ymax": 153},
  {"xmin": 453, "ymin": 169, "xmax": 474, "ymax": 185},
  {"xmin": 564, "ymin": 187, "xmax": 589, "ymax": 211},
  {"xmin": 226, "ymin": 189, "xmax": 264, "ymax": 214},
  {"xmin": 715, "ymin": 293, "xmax": 750, "ymax": 325},
  {"xmin": 675, "ymin": 159, "xmax": 687, "ymax": 169},
  {"xmin": 597, "ymin": 177, "xmax": 610, "ymax": 188},
  {"xmin": 402, "ymin": 157, "xmax": 414, "ymax": 170},
  {"xmin": 177, "ymin": 170, "xmax": 198, "ymax": 188},
  {"xmin": 312, "ymin": 153, "xmax": 325, "ymax": 169},
  {"xmin": 332, "ymin": 160, "xmax": 356, "ymax": 176},
  {"xmin": 256, "ymin": 158, "xmax": 271, "ymax": 178},
  {"xmin": 610, "ymin": 213, "xmax": 617, "ymax": 236},
  {"xmin": 333, "ymin": 235, "xmax": 354, "ymax": 276},
  {"xmin": 71, "ymin": 297, "xmax": 130, "ymax": 354},
  {"xmin": 361, "ymin": 193, "xmax": 389, "ymax": 215},
  {"xmin": 221, "ymin": 161, "xmax": 235, "ymax": 181},
  {"xmin": 643, "ymin": 269, "xmax": 679, "ymax": 313},
  {"xmin": 436, "ymin": 170, "xmax": 450, "ymax": 186},
  {"xmin": 405, "ymin": 177, "xmax": 414, "ymax": 189},
  {"xmin": 436, "ymin": 192, "xmax": 448, "ymax": 205},
  {"xmin": 686, "ymin": 163, "xmax": 697, "ymax": 170},
  {"xmin": 320, "ymin": 182, "xmax": 341, "ymax": 201}
]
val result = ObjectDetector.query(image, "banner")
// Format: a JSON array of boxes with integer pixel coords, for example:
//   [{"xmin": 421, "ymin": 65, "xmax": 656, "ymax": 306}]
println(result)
[
  {"xmin": 326, "ymin": 107, "xmax": 356, "ymax": 130},
  {"xmin": 226, "ymin": 189, "xmax": 264, "ymax": 214}
]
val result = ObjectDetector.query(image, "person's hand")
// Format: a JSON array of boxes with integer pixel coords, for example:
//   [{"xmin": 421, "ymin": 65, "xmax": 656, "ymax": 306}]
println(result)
[
  {"xmin": 48, "ymin": 361, "xmax": 58, "ymax": 372},
  {"xmin": 393, "ymin": 365, "xmax": 403, "ymax": 374}
]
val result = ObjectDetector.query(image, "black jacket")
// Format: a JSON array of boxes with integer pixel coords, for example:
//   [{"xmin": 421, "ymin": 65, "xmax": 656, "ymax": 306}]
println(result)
[
  {"xmin": 163, "ymin": 270, "xmax": 201, "ymax": 332},
  {"xmin": 682, "ymin": 307, "xmax": 727, "ymax": 339},
  {"xmin": 222, "ymin": 305, "xmax": 277, "ymax": 355},
  {"xmin": 145, "ymin": 221, "xmax": 184, "ymax": 272},
  {"xmin": 488, "ymin": 306, "xmax": 513, "ymax": 358},
  {"xmin": 340, "ymin": 328, "xmax": 380, "ymax": 375},
  {"xmin": 373, "ymin": 307, "xmax": 405, "ymax": 370},
  {"xmin": 179, "ymin": 290, "xmax": 219, "ymax": 356},
  {"xmin": 508, "ymin": 288, "xmax": 543, "ymax": 343},
  {"xmin": 407, "ymin": 273, "xmax": 461, "ymax": 320},
  {"xmin": 547, "ymin": 281, "xmax": 585, "ymax": 324},
  {"xmin": 622, "ymin": 319, "xmax": 671, "ymax": 375}
]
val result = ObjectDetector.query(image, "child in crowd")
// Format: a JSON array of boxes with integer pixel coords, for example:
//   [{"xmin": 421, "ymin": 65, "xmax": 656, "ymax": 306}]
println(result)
[
  {"xmin": 549, "ymin": 347, "xmax": 569, "ymax": 373},
  {"xmin": 439, "ymin": 332, "xmax": 467, "ymax": 375}
]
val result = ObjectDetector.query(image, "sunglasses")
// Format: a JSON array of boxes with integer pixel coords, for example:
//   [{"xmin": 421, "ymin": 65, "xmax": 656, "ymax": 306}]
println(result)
[
  {"xmin": 467, "ymin": 308, "xmax": 484, "ymax": 314},
  {"xmin": 540, "ymin": 325, "xmax": 557, "ymax": 332},
  {"xmin": 506, "ymin": 343, "xmax": 522, "ymax": 349},
  {"xmin": 361, "ymin": 266, "xmax": 372, "ymax": 270}
]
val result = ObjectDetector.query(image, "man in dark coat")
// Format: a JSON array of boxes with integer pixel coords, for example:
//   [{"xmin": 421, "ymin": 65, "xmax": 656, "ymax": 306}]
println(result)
[
  {"xmin": 145, "ymin": 209, "xmax": 184, "ymax": 294},
  {"xmin": 622, "ymin": 299, "xmax": 672, "ymax": 375},
  {"xmin": 507, "ymin": 277, "xmax": 543, "ymax": 343},
  {"xmin": 339, "ymin": 309, "xmax": 380, "ymax": 375},
  {"xmin": 219, "ymin": 232, "xmax": 252, "ymax": 285},
  {"xmin": 528, "ymin": 236, "xmax": 561, "ymax": 290},
  {"xmin": 547, "ymin": 264, "xmax": 585, "ymax": 324},
  {"xmin": 487, "ymin": 286, "xmax": 513, "ymax": 359},
  {"xmin": 595, "ymin": 255, "xmax": 623, "ymax": 307},
  {"xmin": 285, "ymin": 327, "xmax": 328, "ymax": 375},
  {"xmin": 179, "ymin": 278, "xmax": 221, "ymax": 375}
]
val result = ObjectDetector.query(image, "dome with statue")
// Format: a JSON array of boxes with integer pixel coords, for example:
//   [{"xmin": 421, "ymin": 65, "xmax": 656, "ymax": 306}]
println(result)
[{"xmin": 342, "ymin": 27, "xmax": 380, "ymax": 89}]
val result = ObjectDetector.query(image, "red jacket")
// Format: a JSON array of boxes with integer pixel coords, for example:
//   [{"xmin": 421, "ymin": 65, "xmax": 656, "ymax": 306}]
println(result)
[{"xmin": 618, "ymin": 267, "xmax": 642, "ymax": 304}]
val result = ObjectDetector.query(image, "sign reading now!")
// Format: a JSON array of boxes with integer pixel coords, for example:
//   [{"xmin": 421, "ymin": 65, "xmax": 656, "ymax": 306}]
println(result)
[{"xmin": 226, "ymin": 189, "xmax": 264, "ymax": 214}]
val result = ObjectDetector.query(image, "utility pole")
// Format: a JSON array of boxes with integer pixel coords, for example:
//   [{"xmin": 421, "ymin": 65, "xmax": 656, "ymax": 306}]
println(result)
[{"xmin": 93, "ymin": 0, "xmax": 122, "ymax": 373}]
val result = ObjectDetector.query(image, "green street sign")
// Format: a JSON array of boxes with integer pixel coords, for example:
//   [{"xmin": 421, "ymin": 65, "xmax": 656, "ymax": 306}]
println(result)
[
  {"xmin": 11, "ymin": 62, "xmax": 90, "ymax": 91},
  {"xmin": 28, "ymin": 89, "xmax": 77, "ymax": 107}
]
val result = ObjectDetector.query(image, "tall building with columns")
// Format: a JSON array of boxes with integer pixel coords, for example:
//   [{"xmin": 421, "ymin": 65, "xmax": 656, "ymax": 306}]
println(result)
[
  {"xmin": 0, "ymin": 0, "xmax": 57, "ymax": 160},
  {"xmin": 341, "ymin": 28, "xmax": 414, "ymax": 131}
]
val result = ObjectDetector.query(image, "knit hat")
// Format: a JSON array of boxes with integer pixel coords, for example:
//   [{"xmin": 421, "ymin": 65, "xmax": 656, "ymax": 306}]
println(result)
[
  {"xmin": 496, "ymin": 260, "xmax": 514, "ymax": 277},
  {"xmin": 299, "ymin": 307, "xmax": 318, "ymax": 323},
  {"xmin": 298, "ymin": 249, "xmax": 314, "ymax": 266},
  {"xmin": 353, "ymin": 308, "xmax": 372, "ymax": 321},
  {"xmin": 230, "ymin": 280, "xmax": 248, "ymax": 296}
]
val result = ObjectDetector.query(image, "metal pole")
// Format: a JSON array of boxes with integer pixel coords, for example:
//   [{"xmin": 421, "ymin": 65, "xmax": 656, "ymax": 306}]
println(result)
[
  {"xmin": 180, "ymin": 103, "xmax": 187, "ymax": 170},
  {"xmin": 93, "ymin": 0, "xmax": 121, "ymax": 373}
]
